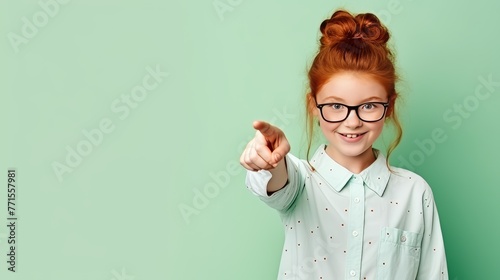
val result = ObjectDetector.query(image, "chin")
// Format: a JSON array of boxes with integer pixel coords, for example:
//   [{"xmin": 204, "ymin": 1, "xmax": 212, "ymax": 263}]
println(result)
[{"xmin": 328, "ymin": 142, "xmax": 373, "ymax": 158}]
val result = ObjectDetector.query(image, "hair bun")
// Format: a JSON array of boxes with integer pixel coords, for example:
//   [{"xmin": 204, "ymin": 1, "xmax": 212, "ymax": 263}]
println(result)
[{"xmin": 320, "ymin": 10, "xmax": 390, "ymax": 47}]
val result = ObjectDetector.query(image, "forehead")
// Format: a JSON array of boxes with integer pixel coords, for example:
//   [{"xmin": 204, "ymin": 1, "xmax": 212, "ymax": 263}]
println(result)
[{"xmin": 316, "ymin": 72, "xmax": 388, "ymax": 103}]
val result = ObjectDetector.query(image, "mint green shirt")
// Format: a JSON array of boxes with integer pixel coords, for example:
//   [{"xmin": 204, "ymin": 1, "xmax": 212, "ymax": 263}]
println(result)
[{"xmin": 245, "ymin": 144, "xmax": 448, "ymax": 280}]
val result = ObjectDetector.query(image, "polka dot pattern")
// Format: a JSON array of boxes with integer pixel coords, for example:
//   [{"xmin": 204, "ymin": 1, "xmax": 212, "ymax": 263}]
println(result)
[{"xmin": 246, "ymin": 144, "xmax": 448, "ymax": 278}]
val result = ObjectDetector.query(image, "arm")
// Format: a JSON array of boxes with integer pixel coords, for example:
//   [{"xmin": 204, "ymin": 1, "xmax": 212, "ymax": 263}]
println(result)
[
  {"xmin": 416, "ymin": 188, "xmax": 449, "ymax": 279},
  {"xmin": 266, "ymin": 157, "xmax": 288, "ymax": 195},
  {"xmin": 245, "ymin": 152, "xmax": 305, "ymax": 212},
  {"xmin": 241, "ymin": 121, "xmax": 305, "ymax": 211}
]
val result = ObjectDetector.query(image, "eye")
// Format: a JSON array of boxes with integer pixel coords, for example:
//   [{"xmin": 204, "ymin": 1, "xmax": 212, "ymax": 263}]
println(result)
[
  {"xmin": 330, "ymin": 103, "xmax": 344, "ymax": 110},
  {"xmin": 361, "ymin": 103, "xmax": 377, "ymax": 110}
]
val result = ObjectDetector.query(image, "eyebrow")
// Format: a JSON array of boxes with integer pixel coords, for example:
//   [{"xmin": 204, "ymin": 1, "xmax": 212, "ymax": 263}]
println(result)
[{"xmin": 320, "ymin": 96, "xmax": 386, "ymax": 103}]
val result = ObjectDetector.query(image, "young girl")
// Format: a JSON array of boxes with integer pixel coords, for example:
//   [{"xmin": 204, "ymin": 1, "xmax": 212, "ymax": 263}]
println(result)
[{"xmin": 240, "ymin": 9, "xmax": 448, "ymax": 280}]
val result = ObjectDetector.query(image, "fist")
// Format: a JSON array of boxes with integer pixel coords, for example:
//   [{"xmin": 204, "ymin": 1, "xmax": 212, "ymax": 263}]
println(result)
[{"xmin": 240, "ymin": 121, "xmax": 290, "ymax": 171}]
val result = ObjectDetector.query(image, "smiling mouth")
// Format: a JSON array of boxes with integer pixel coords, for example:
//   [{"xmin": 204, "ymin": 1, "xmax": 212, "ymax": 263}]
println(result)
[{"xmin": 338, "ymin": 132, "xmax": 367, "ymax": 138}]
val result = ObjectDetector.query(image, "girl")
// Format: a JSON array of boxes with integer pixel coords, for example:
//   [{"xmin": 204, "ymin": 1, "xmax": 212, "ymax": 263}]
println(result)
[{"xmin": 240, "ymin": 9, "xmax": 448, "ymax": 280}]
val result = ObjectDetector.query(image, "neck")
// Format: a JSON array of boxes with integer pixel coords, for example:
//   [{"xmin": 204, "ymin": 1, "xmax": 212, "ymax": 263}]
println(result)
[{"xmin": 325, "ymin": 145, "xmax": 376, "ymax": 174}]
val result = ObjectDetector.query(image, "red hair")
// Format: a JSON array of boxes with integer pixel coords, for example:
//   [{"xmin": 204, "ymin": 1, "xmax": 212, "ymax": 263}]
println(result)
[{"xmin": 305, "ymin": 9, "xmax": 402, "ymax": 170}]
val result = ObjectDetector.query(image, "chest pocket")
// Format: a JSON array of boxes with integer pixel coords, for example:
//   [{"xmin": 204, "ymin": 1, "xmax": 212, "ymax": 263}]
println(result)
[{"xmin": 376, "ymin": 227, "xmax": 423, "ymax": 280}]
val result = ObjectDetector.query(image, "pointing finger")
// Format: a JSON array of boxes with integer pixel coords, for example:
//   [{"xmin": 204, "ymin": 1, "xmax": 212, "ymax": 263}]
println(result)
[{"xmin": 253, "ymin": 121, "xmax": 276, "ymax": 137}]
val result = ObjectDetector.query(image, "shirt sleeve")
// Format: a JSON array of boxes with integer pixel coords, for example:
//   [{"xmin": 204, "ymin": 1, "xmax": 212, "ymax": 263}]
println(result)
[
  {"xmin": 416, "ymin": 187, "xmax": 449, "ymax": 279},
  {"xmin": 245, "ymin": 153, "xmax": 306, "ymax": 212}
]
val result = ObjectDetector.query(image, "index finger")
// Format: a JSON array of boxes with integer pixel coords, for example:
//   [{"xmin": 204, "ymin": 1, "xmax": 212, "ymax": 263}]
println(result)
[{"xmin": 252, "ymin": 120, "xmax": 275, "ymax": 137}]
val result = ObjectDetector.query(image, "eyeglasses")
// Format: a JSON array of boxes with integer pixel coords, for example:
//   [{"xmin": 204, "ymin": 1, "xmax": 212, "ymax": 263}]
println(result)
[{"xmin": 316, "ymin": 101, "xmax": 389, "ymax": 123}]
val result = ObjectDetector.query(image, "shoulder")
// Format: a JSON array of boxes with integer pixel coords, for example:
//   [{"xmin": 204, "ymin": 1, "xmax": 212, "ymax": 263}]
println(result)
[{"xmin": 388, "ymin": 166, "xmax": 434, "ymax": 196}]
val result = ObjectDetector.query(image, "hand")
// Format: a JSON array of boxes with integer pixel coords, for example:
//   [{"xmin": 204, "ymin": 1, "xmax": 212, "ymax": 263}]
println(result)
[{"xmin": 240, "ymin": 121, "xmax": 290, "ymax": 171}]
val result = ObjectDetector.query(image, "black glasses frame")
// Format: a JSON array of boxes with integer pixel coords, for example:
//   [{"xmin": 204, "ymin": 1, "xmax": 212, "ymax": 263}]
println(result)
[{"xmin": 316, "ymin": 102, "xmax": 390, "ymax": 123}]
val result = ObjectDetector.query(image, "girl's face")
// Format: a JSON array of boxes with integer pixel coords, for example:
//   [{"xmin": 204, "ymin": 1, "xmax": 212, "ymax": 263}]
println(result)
[{"xmin": 313, "ymin": 72, "xmax": 388, "ymax": 168}]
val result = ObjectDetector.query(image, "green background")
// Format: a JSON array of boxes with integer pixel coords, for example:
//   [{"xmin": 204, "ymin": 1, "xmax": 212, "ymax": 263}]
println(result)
[{"xmin": 1, "ymin": 0, "xmax": 499, "ymax": 279}]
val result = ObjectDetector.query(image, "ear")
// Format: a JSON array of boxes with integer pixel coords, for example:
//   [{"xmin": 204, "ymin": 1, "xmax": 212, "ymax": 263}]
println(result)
[
  {"xmin": 306, "ymin": 93, "xmax": 318, "ymax": 116},
  {"xmin": 386, "ymin": 92, "xmax": 397, "ymax": 118}
]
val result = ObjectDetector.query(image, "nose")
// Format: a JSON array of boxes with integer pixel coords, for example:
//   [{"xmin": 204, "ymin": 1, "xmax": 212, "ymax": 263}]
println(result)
[{"xmin": 343, "ymin": 108, "xmax": 363, "ymax": 128}]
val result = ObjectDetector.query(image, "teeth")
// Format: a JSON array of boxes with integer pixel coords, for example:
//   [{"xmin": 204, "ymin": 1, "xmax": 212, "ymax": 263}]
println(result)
[{"xmin": 343, "ymin": 134, "xmax": 360, "ymax": 138}]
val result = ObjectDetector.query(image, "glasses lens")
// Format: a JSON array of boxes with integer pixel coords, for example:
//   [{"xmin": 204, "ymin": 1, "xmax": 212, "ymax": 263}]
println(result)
[
  {"xmin": 321, "ymin": 104, "xmax": 348, "ymax": 122},
  {"xmin": 357, "ymin": 103, "xmax": 386, "ymax": 121}
]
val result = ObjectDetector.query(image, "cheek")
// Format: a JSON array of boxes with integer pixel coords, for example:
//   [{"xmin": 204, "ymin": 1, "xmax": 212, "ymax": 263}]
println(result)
[
  {"xmin": 368, "ymin": 122, "xmax": 385, "ymax": 136},
  {"xmin": 319, "ymin": 120, "xmax": 341, "ymax": 133}
]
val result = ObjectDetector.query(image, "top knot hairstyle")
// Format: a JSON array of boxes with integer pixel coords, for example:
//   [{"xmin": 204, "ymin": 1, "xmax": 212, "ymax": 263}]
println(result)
[
  {"xmin": 319, "ymin": 11, "xmax": 390, "ymax": 48},
  {"xmin": 306, "ymin": 9, "xmax": 402, "ymax": 169}
]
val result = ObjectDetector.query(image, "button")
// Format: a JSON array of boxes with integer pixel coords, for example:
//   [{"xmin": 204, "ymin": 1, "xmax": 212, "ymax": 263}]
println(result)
[
  {"xmin": 354, "ymin": 197, "xmax": 360, "ymax": 203},
  {"xmin": 352, "ymin": 231, "xmax": 358, "ymax": 237},
  {"xmin": 400, "ymin": 235, "xmax": 407, "ymax": 242},
  {"xmin": 350, "ymin": 270, "xmax": 356, "ymax": 276}
]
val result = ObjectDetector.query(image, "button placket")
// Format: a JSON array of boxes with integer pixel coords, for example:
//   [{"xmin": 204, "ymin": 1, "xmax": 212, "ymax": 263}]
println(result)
[{"xmin": 345, "ymin": 176, "xmax": 365, "ymax": 279}]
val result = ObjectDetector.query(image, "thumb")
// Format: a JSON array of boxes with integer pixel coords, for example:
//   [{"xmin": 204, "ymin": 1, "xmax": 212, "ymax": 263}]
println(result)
[{"xmin": 270, "ymin": 140, "xmax": 290, "ymax": 166}]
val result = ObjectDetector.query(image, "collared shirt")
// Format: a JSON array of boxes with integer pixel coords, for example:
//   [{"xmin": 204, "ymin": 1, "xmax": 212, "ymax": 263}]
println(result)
[{"xmin": 246, "ymin": 144, "xmax": 448, "ymax": 280}]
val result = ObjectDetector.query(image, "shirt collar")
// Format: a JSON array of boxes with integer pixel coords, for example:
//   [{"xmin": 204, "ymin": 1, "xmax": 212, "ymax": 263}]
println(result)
[{"xmin": 310, "ymin": 144, "xmax": 391, "ymax": 197}]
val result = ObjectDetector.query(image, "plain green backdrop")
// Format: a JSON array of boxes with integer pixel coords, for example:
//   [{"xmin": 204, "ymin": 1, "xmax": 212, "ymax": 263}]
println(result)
[{"xmin": 1, "ymin": 0, "xmax": 499, "ymax": 279}]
